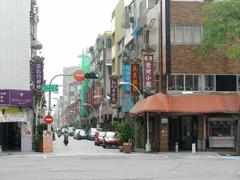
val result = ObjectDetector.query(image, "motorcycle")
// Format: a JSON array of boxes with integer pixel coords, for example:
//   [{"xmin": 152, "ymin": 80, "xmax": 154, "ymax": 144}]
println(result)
[{"xmin": 63, "ymin": 134, "xmax": 69, "ymax": 145}]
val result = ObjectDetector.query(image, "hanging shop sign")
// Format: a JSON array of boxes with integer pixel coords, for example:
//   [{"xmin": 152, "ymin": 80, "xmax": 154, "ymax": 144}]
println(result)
[
  {"xmin": 94, "ymin": 85, "xmax": 102, "ymax": 105},
  {"xmin": 34, "ymin": 61, "xmax": 44, "ymax": 90},
  {"xmin": 123, "ymin": 64, "xmax": 131, "ymax": 93},
  {"xmin": 110, "ymin": 77, "xmax": 118, "ymax": 105},
  {"xmin": 131, "ymin": 64, "xmax": 140, "ymax": 94},
  {"xmin": 143, "ymin": 53, "xmax": 154, "ymax": 89},
  {"xmin": 0, "ymin": 90, "xmax": 33, "ymax": 107}
]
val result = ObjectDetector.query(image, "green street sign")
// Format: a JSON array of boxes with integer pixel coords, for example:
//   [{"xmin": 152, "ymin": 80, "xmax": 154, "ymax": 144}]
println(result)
[{"xmin": 41, "ymin": 84, "xmax": 58, "ymax": 92}]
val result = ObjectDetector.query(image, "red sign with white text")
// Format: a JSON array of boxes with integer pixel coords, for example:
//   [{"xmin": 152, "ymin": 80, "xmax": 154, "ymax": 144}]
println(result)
[
  {"xmin": 143, "ymin": 53, "xmax": 154, "ymax": 89},
  {"xmin": 131, "ymin": 64, "xmax": 140, "ymax": 94},
  {"xmin": 44, "ymin": 115, "xmax": 53, "ymax": 124}
]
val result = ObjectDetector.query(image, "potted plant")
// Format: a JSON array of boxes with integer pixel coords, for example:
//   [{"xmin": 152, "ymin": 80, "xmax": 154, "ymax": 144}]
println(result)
[
  {"xmin": 117, "ymin": 122, "xmax": 134, "ymax": 153},
  {"xmin": 33, "ymin": 123, "xmax": 47, "ymax": 152}
]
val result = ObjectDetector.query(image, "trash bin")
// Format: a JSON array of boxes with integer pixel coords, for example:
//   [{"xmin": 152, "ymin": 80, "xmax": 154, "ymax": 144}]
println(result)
[{"xmin": 197, "ymin": 139, "xmax": 202, "ymax": 151}]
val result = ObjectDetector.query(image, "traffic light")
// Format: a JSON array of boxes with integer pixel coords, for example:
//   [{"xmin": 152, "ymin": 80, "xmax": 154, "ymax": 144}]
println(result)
[{"xmin": 84, "ymin": 72, "xmax": 100, "ymax": 79}]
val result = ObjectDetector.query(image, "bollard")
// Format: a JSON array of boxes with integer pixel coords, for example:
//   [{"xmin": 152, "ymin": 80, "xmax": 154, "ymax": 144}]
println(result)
[
  {"xmin": 175, "ymin": 142, "xmax": 179, "ymax": 153},
  {"xmin": 0, "ymin": 145, "xmax": 2, "ymax": 153},
  {"xmin": 202, "ymin": 139, "xmax": 206, "ymax": 151},
  {"xmin": 192, "ymin": 143, "xmax": 196, "ymax": 153}
]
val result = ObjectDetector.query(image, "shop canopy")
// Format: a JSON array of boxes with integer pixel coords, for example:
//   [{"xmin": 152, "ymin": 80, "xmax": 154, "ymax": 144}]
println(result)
[{"xmin": 129, "ymin": 93, "xmax": 240, "ymax": 115}]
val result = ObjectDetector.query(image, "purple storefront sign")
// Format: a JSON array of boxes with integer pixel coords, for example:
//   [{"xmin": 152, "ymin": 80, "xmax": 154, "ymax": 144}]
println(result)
[
  {"xmin": 0, "ymin": 90, "xmax": 33, "ymax": 107},
  {"xmin": 34, "ymin": 61, "xmax": 44, "ymax": 90},
  {"xmin": 0, "ymin": 90, "xmax": 10, "ymax": 105}
]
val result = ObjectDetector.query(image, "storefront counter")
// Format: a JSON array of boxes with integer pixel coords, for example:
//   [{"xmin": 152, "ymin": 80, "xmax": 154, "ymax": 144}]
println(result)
[{"xmin": 209, "ymin": 136, "xmax": 235, "ymax": 148}]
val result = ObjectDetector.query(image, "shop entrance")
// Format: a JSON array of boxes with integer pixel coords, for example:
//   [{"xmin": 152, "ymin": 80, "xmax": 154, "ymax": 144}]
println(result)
[
  {"xmin": 0, "ymin": 122, "xmax": 21, "ymax": 151},
  {"xmin": 169, "ymin": 116, "xmax": 198, "ymax": 151}
]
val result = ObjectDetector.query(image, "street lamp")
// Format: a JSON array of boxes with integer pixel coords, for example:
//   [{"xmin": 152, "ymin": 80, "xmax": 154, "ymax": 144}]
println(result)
[
  {"xmin": 93, "ymin": 96, "xmax": 111, "ymax": 127},
  {"xmin": 119, "ymin": 81, "xmax": 151, "ymax": 152},
  {"xmin": 83, "ymin": 103, "xmax": 98, "ymax": 127},
  {"xmin": 119, "ymin": 81, "xmax": 143, "ymax": 98}
]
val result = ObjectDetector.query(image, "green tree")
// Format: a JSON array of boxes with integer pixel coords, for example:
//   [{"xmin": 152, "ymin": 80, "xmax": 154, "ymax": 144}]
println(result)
[{"xmin": 199, "ymin": 0, "xmax": 240, "ymax": 60}]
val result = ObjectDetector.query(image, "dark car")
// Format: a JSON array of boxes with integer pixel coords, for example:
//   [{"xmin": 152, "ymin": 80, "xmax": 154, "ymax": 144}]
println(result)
[
  {"xmin": 95, "ymin": 131, "xmax": 106, "ymax": 146},
  {"xmin": 103, "ymin": 131, "xmax": 119, "ymax": 148}
]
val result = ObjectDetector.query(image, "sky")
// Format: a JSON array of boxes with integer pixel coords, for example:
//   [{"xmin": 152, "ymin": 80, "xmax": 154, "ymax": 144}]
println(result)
[{"xmin": 37, "ymin": 0, "xmax": 119, "ymax": 88}]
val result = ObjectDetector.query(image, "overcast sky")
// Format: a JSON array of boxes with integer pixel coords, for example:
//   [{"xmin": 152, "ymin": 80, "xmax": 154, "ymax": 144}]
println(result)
[{"xmin": 37, "ymin": 0, "xmax": 118, "ymax": 88}]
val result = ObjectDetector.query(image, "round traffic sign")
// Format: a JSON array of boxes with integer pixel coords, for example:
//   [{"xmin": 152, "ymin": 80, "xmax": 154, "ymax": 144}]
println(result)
[
  {"xmin": 74, "ymin": 69, "xmax": 85, "ymax": 82},
  {"xmin": 44, "ymin": 115, "xmax": 53, "ymax": 124}
]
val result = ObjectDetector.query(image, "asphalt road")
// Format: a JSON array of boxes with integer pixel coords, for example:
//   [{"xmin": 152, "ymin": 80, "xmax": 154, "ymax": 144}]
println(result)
[{"xmin": 0, "ymin": 136, "xmax": 239, "ymax": 180}]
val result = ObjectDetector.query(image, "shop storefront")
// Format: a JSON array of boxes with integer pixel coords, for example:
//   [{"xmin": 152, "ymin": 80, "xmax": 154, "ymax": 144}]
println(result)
[
  {"xmin": 129, "ymin": 93, "xmax": 240, "ymax": 152},
  {"xmin": 0, "ymin": 90, "xmax": 33, "ymax": 152},
  {"xmin": 207, "ymin": 117, "xmax": 237, "ymax": 149}
]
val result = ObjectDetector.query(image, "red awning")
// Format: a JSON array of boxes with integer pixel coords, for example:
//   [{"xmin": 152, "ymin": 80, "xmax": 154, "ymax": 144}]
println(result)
[{"xmin": 129, "ymin": 93, "xmax": 240, "ymax": 115}]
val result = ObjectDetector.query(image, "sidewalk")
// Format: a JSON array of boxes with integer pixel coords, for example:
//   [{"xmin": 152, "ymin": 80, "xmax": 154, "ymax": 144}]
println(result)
[{"xmin": 0, "ymin": 149, "xmax": 229, "ymax": 158}]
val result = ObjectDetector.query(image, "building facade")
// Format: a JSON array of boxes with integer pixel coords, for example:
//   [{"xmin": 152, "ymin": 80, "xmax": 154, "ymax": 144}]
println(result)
[
  {"xmin": 0, "ymin": 0, "xmax": 43, "ymax": 152},
  {"xmin": 112, "ymin": 0, "xmax": 240, "ymax": 152}
]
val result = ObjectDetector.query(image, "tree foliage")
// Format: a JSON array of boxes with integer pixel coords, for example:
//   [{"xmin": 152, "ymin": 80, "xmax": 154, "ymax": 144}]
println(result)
[{"xmin": 199, "ymin": 0, "xmax": 240, "ymax": 60}]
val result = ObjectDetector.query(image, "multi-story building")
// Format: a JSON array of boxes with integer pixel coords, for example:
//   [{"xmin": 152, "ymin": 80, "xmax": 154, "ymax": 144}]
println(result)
[
  {"xmin": 85, "ymin": 33, "xmax": 113, "ymax": 128},
  {"xmin": 62, "ymin": 66, "xmax": 79, "ymax": 109},
  {"xmin": 0, "ymin": 0, "xmax": 43, "ymax": 152},
  {"xmin": 113, "ymin": 0, "xmax": 240, "ymax": 152}
]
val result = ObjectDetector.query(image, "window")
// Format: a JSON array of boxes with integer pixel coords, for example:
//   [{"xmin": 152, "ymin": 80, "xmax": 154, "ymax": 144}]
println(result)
[
  {"xmin": 185, "ymin": 75, "xmax": 193, "ymax": 91},
  {"xmin": 193, "ymin": 75, "xmax": 201, "ymax": 91},
  {"xmin": 210, "ymin": 121, "xmax": 233, "ymax": 137},
  {"xmin": 204, "ymin": 75, "xmax": 215, "ymax": 91},
  {"xmin": 184, "ymin": 26, "xmax": 192, "ymax": 44},
  {"xmin": 168, "ymin": 75, "xmax": 175, "ymax": 90},
  {"xmin": 175, "ymin": 25, "xmax": 184, "ymax": 44},
  {"xmin": 171, "ymin": 25, "xmax": 203, "ymax": 44},
  {"xmin": 176, "ymin": 75, "xmax": 184, "ymax": 91},
  {"xmin": 238, "ymin": 75, "xmax": 240, "ymax": 91},
  {"xmin": 192, "ymin": 25, "xmax": 202, "ymax": 44}
]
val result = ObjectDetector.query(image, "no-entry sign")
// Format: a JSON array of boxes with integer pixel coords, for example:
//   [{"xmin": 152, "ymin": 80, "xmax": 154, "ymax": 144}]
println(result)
[
  {"xmin": 44, "ymin": 115, "xmax": 53, "ymax": 124},
  {"xmin": 73, "ymin": 69, "xmax": 85, "ymax": 82}
]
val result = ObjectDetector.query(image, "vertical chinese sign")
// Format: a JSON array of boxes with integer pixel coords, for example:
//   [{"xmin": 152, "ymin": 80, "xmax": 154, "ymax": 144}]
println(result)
[
  {"xmin": 94, "ymin": 85, "xmax": 102, "ymax": 105},
  {"xmin": 110, "ymin": 77, "xmax": 118, "ymax": 105},
  {"xmin": 34, "ymin": 61, "xmax": 44, "ymax": 90},
  {"xmin": 143, "ymin": 53, "xmax": 154, "ymax": 89},
  {"xmin": 123, "ymin": 64, "xmax": 131, "ymax": 93},
  {"xmin": 131, "ymin": 64, "xmax": 140, "ymax": 94}
]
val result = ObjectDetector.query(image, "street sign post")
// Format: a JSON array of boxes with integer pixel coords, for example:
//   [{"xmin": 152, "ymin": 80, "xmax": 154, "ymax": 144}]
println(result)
[
  {"xmin": 44, "ymin": 115, "xmax": 54, "ymax": 124},
  {"xmin": 41, "ymin": 84, "xmax": 58, "ymax": 92}
]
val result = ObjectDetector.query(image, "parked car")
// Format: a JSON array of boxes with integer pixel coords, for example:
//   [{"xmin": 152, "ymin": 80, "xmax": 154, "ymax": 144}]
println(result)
[
  {"xmin": 78, "ymin": 129, "xmax": 87, "ymax": 140},
  {"xmin": 61, "ymin": 128, "xmax": 68, "ymax": 134},
  {"xmin": 87, "ymin": 128, "xmax": 101, "ymax": 140},
  {"xmin": 95, "ymin": 131, "xmax": 106, "ymax": 146},
  {"xmin": 68, "ymin": 127, "xmax": 75, "ymax": 136},
  {"xmin": 73, "ymin": 129, "xmax": 81, "ymax": 139},
  {"xmin": 57, "ymin": 128, "xmax": 62, "ymax": 137},
  {"xmin": 103, "ymin": 131, "xmax": 119, "ymax": 148}
]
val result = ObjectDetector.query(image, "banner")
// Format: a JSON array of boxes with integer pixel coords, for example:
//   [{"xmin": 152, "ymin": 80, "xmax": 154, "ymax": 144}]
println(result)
[
  {"xmin": 110, "ymin": 77, "xmax": 118, "ymax": 105},
  {"xmin": 123, "ymin": 64, "xmax": 131, "ymax": 93},
  {"xmin": 131, "ymin": 64, "xmax": 140, "ymax": 94},
  {"xmin": 143, "ymin": 53, "xmax": 154, "ymax": 89}
]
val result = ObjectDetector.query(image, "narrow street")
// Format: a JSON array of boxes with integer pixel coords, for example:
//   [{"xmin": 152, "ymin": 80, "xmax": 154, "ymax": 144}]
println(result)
[{"xmin": 52, "ymin": 135, "xmax": 121, "ymax": 156}]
